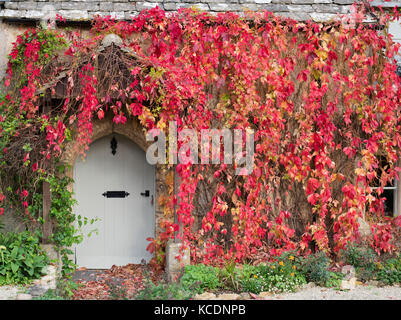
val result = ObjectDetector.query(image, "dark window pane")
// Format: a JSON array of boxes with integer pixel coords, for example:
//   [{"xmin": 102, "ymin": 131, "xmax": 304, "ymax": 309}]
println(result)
[{"xmin": 382, "ymin": 189, "xmax": 394, "ymax": 217}]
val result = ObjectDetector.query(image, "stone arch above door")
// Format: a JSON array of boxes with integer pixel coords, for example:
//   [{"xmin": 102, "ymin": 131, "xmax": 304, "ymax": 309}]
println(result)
[{"xmin": 62, "ymin": 114, "xmax": 149, "ymax": 166}]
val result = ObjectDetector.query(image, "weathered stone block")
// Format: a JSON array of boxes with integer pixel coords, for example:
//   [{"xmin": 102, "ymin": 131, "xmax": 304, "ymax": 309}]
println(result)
[
  {"xmin": 166, "ymin": 241, "xmax": 190, "ymax": 281},
  {"xmin": 25, "ymin": 10, "xmax": 46, "ymax": 19},
  {"xmin": 310, "ymin": 12, "xmax": 336, "ymax": 21},
  {"xmin": 357, "ymin": 217, "xmax": 372, "ymax": 240},
  {"xmin": 0, "ymin": 9, "xmax": 28, "ymax": 19},
  {"xmin": 101, "ymin": 33, "xmax": 124, "ymax": 47},
  {"xmin": 40, "ymin": 244, "xmax": 62, "ymax": 276},
  {"xmin": 312, "ymin": 4, "xmax": 341, "ymax": 13},
  {"xmin": 41, "ymin": 244, "xmax": 59, "ymax": 262},
  {"xmin": 340, "ymin": 277, "xmax": 356, "ymax": 290},
  {"xmin": 100, "ymin": 3, "xmax": 114, "ymax": 11},
  {"xmin": 277, "ymin": 11, "xmax": 311, "ymax": 21},
  {"xmin": 18, "ymin": 2, "xmax": 37, "ymax": 11},
  {"xmin": 209, "ymin": 3, "xmax": 243, "ymax": 11},
  {"xmin": 4, "ymin": 2, "xmax": 19, "ymax": 10},
  {"xmin": 110, "ymin": 11, "xmax": 126, "ymax": 19},
  {"xmin": 266, "ymin": 4, "xmax": 290, "ymax": 12},
  {"xmin": 62, "ymin": 2, "xmax": 99, "ymax": 11},
  {"xmin": 58, "ymin": 10, "xmax": 89, "ymax": 20},
  {"xmin": 340, "ymin": 5, "xmax": 352, "ymax": 14},
  {"xmin": 313, "ymin": 0, "xmax": 333, "ymax": 3},
  {"xmin": 28, "ymin": 285, "xmax": 48, "ymax": 297},
  {"xmin": 341, "ymin": 265, "xmax": 356, "ymax": 280},
  {"xmin": 240, "ymin": 0, "xmax": 271, "ymax": 3},
  {"xmin": 194, "ymin": 292, "xmax": 217, "ymax": 300},
  {"xmin": 135, "ymin": 2, "xmax": 161, "ymax": 11},
  {"xmin": 333, "ymin": 0, "xmax": 355, "ymax": 4},
  {"xmin": 89, "ymin": 11, "xmax": 111, "ymax": 19},
  {"xmin": 178, "ymin": 0, "xmax": 206, "ymax": 3},
  {"xmin": 291, "ymin": 0, "xmax": 315, "ymax": 4},
  {"xmin": 164, "ymin": 3, "xmax": 209, "ymax": 11},
  {"xmin": 16, "ymin": 294, "xmax": 32, "ymax": 300},
  {"xmin": 287, "ymin": 4, "xmax": 313, "ymax": 12},
  {"xmin": 114, "ymin": 2, "xmax": 134, "ymax": 11},
  {"xmin": 216, "ymin": 293, "xmax": 241, "ymax": 300}
]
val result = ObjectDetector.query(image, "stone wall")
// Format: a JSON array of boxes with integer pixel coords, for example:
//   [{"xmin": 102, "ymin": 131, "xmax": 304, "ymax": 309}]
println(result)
[
  {"xmin": 0, "ymin": 21, "xmax": 22, "ymax": 87},
  {"xmin": 0, "ymin": 0, "xmax": 358, "ymax": 22},
  {"xmin": 0, "ymin": 0, "xmax": 396, "ymax": 82}
]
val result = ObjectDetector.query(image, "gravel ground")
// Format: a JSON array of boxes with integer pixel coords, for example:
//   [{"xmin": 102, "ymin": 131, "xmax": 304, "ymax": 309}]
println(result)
[
  {"xmin": 269, "ymin": 284, "xmax": 401, "ymax": 300},
  {"xmin": 2, "ymin": 281, "xmax": 401, "ymax": 300}
]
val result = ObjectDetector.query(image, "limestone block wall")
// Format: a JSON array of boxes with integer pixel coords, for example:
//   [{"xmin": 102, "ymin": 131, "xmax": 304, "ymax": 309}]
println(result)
[
  {"xmin": 0, "ymin": 0, "xmax": 357, "ymax": 22},
  {"xmin": 0, "ymin": 0, "xmax": 396, "ymax": 82}
]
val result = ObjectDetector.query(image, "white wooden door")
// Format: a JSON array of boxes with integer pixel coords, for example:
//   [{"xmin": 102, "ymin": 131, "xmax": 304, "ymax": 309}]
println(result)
[{"xmin": 74, "ymin": 134, "xmax": 155, "ymax": 269}]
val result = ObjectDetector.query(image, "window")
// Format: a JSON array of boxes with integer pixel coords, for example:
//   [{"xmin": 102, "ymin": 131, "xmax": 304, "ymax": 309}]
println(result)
[{"xmin": 370, "ymin": 157, "xmax": 398, "ymax": 217}]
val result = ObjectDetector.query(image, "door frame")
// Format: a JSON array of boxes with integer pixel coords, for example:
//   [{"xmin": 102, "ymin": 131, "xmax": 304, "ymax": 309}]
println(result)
[{"xmin": 59, "ymin": 115, "xmax": 174, "ymax": 266}]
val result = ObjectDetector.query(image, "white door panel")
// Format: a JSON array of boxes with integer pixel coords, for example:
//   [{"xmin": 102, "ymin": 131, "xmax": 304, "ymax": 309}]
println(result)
[{"xmin": 74, "ymin": 134, "xmax": 155, "ymax": 269}]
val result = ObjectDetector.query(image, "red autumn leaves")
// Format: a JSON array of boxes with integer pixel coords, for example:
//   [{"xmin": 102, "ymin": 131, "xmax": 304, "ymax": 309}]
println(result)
[{"xmin": 2, "ymin": 5, "xmax": 401, "ymax": 266}]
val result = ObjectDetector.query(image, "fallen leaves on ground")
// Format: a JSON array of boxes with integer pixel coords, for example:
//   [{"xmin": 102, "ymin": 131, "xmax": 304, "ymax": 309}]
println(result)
[{"xmin": 71, "ymin": 263, "xmax": 163, "ymax": 300}]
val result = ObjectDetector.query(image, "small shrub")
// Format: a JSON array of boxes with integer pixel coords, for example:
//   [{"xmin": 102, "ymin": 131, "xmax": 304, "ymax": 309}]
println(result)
[
  {"xmin": 180, "ymin": 264, "xmax": 222, "ymax": 293},
  {"xmin": 300, "ymin": 252, "xmax": 331, "ymax": 286},
  {"xmin": 376, "ymin": 258, "xmax": 401, "ymax": 285},
  {"xmin": 57, "ymin": 278, "xmax": 81, "ymax": 299},
  {"xmin": 238, "ymin": 264, "xmax": 264, "ymax": 293},
  {"xmin": 341, "ymin": 242, "xmax": 378, "ymax": 281},
  {"xmin": 0, "ymin": 231, "xmax": 49, "ymax": 285},
  {"xmin": 136, "ymin": 279, "xmax": 194, "ymax": 300},
  {"xmin": 107, "ymin": 280, "xmax": 129, "ymax": 300},
  {"xmin": 239, "ymin": 255, "xmax": 306, "ymax": 294},
  {"xmin": 342, "ymin": 242, "xmax": 377, "ymax": 270},
  {"xmin": 325, "ymin": 272, "xmax": 344, "ymax": 289},
  {"xmin": 218, "ymin": 259, "xmax": 241, "ymax": 292},
  {"xmin": 32, "ymin": 289, "xmax": 64, "ymax": 300}
]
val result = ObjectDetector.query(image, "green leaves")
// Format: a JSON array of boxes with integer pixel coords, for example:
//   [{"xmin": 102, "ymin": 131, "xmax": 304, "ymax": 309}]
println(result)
[
  {"xmin": 10, "ymin": 246, "xmax": 19, "ymax": 259},
  {"xmin": 235, "ymin": 258, "xmax": 307, "ymax": 294},
  {"xmin": 0, "ymin": 231, "xmax": 49, "ymax": 285},
  {"xmin": 22, "ymin": 143, "xmax": 32, "ymax": 152},
  {"xmin": 10, "ymin": 262, "xmax": 19, "ymax": 273},
  {"xmin": 180, "ymin": 264, "xmax": 222, "ymax": 293},
  {"xmin": 377, "ymin": 258, "xmax": 401, "ymax": 285}
]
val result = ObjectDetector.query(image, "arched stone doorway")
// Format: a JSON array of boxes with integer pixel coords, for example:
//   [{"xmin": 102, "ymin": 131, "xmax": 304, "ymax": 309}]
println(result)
[
  {"xmin": 60, "ymin": 115, "xmax": 169, "ymax": 268},
  {"xmin": 74, "ymin": 133, "xmax": 155, "ymax": 268}
]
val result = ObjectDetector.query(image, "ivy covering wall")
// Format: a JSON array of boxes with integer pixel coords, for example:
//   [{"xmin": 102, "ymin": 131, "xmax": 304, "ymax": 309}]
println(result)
[{"xmin": 1, "ymin": 5, "xmax": 401, "ymax": 270}]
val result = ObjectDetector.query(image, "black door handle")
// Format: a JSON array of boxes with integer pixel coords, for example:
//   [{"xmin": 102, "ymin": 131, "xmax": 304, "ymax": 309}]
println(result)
[
  {"xmin": 102, "ymin": 191, "xmax": 130, "ymax": 198},
  {"xmin": 141, "ymin": 190, "xmax": 150, "ymax": 197}
]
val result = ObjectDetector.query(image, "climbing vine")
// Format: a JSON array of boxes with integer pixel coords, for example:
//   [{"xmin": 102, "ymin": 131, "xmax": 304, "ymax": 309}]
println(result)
[{"xmin": 1, "ymin": 4, "xmax": 401, "ymax": 269}]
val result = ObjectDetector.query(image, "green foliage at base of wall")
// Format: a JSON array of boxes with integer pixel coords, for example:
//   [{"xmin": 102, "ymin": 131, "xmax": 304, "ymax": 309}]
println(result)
[
  {"xmin": 377, "ymin": 258, "xmax": 401, "ymax": 285},
  {"xmin": 0, "ymin": 231, "xmax": 49, "ymax": 285}
]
